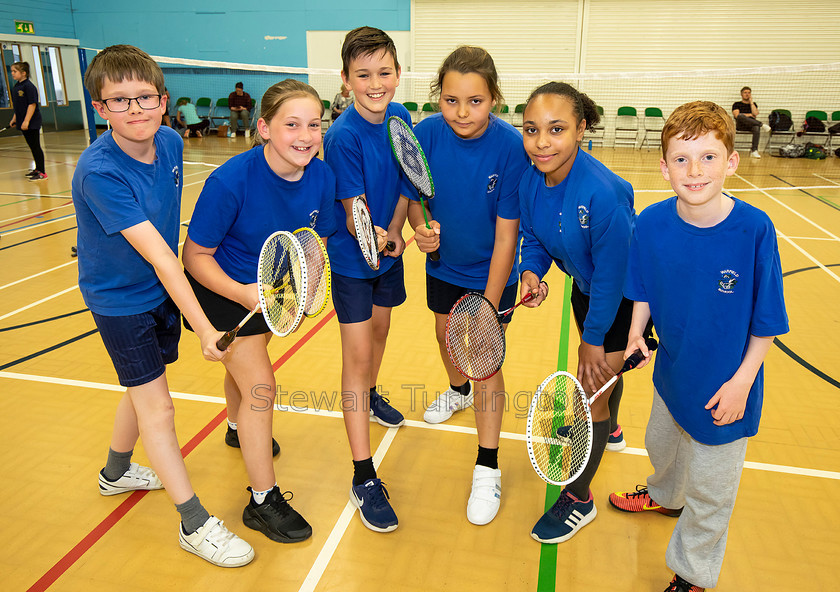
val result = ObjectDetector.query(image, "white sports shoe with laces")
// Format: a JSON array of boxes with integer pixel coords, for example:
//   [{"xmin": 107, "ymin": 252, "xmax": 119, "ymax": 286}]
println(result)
[
  {"xmin": 179, "ymin": 516, "xmax": 254, "ymax": 567},
  {"xmin": 423, "ymin": 388, "xmax": 473, "ymax": 424},
  {"xmin": 98, "ymin": 462, "xmax": 163, "ymax": 496},
  {"xmin": 467, "ymin": 465, "xmax": 502, "ymax": 525}
]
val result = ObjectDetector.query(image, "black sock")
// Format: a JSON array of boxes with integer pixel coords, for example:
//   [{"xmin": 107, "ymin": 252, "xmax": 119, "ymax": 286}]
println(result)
[
  {"xmin": 176, "ymin": 494, "xmax": 211, "ymax": 535},
  {"xmin": 451, "ymin": 381, "xmax": 471, "ymax": 397},
  {"xmin": 476, "ymin": 445, "xmax": 499, "ymax": 470},
  {"xmin": 352, "ymin": 457, "xmax": 377, "ymax": 486},
  {"xmin": 608, "ymin": 377, "xmax": 624, "ymax": 433},
  {"xmin": 566, "ymin": 419, "xmax": 610, "ymax": 500},
  {"xmin": 103, "ymin": 448, "xmax": 133, "ymax": 481}
]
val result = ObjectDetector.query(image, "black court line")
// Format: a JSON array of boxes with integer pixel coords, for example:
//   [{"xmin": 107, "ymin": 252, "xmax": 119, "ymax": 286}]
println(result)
[
  {"xmin": 0, "ymin": 225, "xmax": 77, "ymax": 251},
  {"xmin": 771, "ymin": 174, "xmax": 840, "ymax": 212},
  {"xmin": 0, "ymin": 308, "xmax": 89, "ymax": 333},
  {"xmin": 0, "ymin": 329, "xmax": 99, "ymax": 371}
]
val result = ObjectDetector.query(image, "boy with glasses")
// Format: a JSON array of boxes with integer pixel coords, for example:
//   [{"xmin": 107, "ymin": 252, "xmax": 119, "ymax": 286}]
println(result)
[{"xmin": 73, "ymin": 44, "xmax": 254, "ymax": 567}]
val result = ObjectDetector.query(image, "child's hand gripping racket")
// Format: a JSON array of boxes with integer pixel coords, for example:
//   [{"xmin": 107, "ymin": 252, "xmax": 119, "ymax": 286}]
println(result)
[
  {"xmin": 293, "ymin": 227, "xmax": 331, "ymax": 318},
  {"xmin": 216, "ymin": 231, "xmax": 308, "ymax": 351},
  {"xmin": 351, "ymin": 195, "xmax": 395, "ymax": 271},
  {"xmin": 386, "ymin": 115, "xmax": 440, "ymax": 262},
  {"xmin": 444, "ymin": 288, "xmax": 545, "ymax": 381},
  {"xmin": 525, "ymin": 337, "xmax": 658, "ymax": 486}
]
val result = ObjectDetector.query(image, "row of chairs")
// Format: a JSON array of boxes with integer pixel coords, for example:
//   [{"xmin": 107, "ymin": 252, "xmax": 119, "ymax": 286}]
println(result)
[
  {"xmin": 172, "ymin": 96, "xmax": 258, "ymax": 134},
  {"xmin": 761, "ymin": 109, "xmax": 840, "ymax": 151}
]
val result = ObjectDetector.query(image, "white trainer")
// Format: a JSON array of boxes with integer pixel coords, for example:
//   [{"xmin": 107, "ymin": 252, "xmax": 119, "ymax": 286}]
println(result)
[
  {"xmin": 750, "ymin": 150, "xmax": 762, "ymax": 158},
  {"xmin": 99, "ymin": 462, "xmax": 163, "ymax": 496},
  {"xmin": 762, "ymin": 123, "xmax": 771, "ymax": 132},
  {"xmin": 179, "ymin": 516, "xmax": 254, "ymax": 567},
  {"xmin": 467, "ymin": 465, "xmax": 501, "ymax": 525},
  {"xmin": 423, "ymin": 388, "xmax": 473, "ymax": 424},
  {"xmin": 244, "ymin": 129, "xmax": 250, "ymax": 139}
]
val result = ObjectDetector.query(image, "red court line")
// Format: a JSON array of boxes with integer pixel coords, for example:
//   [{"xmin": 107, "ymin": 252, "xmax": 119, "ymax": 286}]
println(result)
[
  {"xmin": 27, "ymin": 309, "xmax": 334, "ymax": 591},
  {"xmin": 0, "ymin": 201, "xmax": 73, "ymax": 229}
]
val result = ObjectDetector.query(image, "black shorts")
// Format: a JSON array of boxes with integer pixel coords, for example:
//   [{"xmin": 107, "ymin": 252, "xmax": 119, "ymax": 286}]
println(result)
[
  {"xmin": 427, "ymin": 274, "xmax": 518, "ymax": 323},
  {"xmin": 570, "ymin": 281, "xmax": 653, "ymax": 353},
  {"xmin": 183, "ymin": 269, "xmax": 270, "ymax": 336}
]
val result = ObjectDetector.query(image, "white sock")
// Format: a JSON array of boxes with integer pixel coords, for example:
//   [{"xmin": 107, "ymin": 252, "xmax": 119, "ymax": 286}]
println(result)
[
  {"xmin": 227, "ymin": 420, "xmax": 237, "ymax": 430},
  {"xmin": 251, "ymin": 485, "xmax": 276, "ymax": 505}
]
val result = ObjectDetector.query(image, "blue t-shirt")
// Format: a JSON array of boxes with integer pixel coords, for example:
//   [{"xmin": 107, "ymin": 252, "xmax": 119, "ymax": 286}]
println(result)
[
  {"xmin": 72, "ymin": 126, "xmax": 183, "ymax": 315},
  {"xmin": 520, "ymin": 149, "xmax": 635, "ymax": 346},
  {"xmin": 625, "ymin": 196, "xmax": 789, "ymax": 445},
  {"xmin": 411, "ymin": 113, "xmax": 529, "ymax": 289},
  {"xmin": 187, "ymin": 146, "xmax": 337, "ymax": 284},
  {"xmin": 323, "ymin": 102, "xmax": 413, "ymax": 279}
]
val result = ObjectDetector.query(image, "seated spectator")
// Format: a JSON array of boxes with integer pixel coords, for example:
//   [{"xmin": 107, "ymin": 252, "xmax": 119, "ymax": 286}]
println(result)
[
  {"xmin": 331, "ymin": 84, "xmax": 354, "ymax": 121},
  {"xmin": 176, "ymin": 98, "xmax": 209, "ymax": 138},
  {"xmin": 228, "ymin": 82, "xmax": 252, "ymax": 138},
  {"xmin": 732, "ymin": 86, "xmax": 771, "ymax": 158}
]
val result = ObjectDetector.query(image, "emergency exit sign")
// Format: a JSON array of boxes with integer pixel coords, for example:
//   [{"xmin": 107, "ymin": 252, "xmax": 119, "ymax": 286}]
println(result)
[{"xmin": 15, "ymin": 20, "xmax": 35, "ymax": 34}]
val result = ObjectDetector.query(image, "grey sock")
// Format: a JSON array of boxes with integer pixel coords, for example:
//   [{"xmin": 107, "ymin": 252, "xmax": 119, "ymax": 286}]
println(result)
[
  {"xmin": 566, "ymin": 419, "xmax": 610, "ymax": 500},
  {"xmin": 176, "ymin": 494, "xmax": 211, "ymax": 535},
  {"xmin": 608, "ymin": 377, "xmax": 624, "ymax": 433},
  {"xmin": 103, "ymin": 448, "xmax": 133, "ymax": 481}
]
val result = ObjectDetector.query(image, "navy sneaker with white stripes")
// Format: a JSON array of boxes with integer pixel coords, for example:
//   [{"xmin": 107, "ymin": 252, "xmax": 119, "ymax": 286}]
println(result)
[{"xmin": 530, "ymin": 489, "xmax": 597, "ymax": 544}]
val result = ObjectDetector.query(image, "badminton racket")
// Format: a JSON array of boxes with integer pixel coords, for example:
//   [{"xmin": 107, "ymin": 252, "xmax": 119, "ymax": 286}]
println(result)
[
  {"xmin": 293, "ymin": 226, "xmax": 331, "ymax": 317},
  {"xmin": 0, "ymin": 127, "xmax": 7, "ymax": 133},
  {"xmin": 444, "ymin": 288, "xmax": 543, "ymax": 381},
  {"xmin": 216, "ymin": 231, "xmax": 308, "ymax": 350},
  {"xmin": 386, "ymin": 116, "xmax": 440, "ymax": 262},
  {"xmin": 351, "ymin": 195, "xmax": 395, "ymax": 271},
  {"xmin": 526, "ymin": 337, "xmax": 658, "ymax": 486}
]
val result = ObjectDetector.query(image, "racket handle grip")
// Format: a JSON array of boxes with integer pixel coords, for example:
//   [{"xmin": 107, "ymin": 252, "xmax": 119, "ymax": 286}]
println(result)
[
  {"xmin": 429, "ymin": 249, "xmax": 440, "ymax": 262},
  {"xmin": 385, "ymin": 241, "xmax": 396, "ymax": 252},
  {"xmin": 621, "ymin": 337, "xmax": 659, "ymax": 372},
  {"xmin": 216, "ymin": 331, "xmax": 236, "ymax": 351}
]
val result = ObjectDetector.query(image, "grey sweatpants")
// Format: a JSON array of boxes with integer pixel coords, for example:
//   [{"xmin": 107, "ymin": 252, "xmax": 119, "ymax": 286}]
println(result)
[{"xmin": 645, "ymin": 389, "xmax": 748, "ymax": 589}]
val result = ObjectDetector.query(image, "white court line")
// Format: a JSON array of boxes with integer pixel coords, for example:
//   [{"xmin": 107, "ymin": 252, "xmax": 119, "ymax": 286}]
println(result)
[
  {"xmin": 813, "ymin": 173, "xmax": 840, "ymax": 186},
  {"xmin": 0, "ymin": 260, "xmax": 77, "ymax": 293},
  {"xmin": 633, "ymin": 185, "xmax": 840, "ymax": 194},
  {"xmin": 0, "ymin": 286, "xmax": 79, "ymax": 322},
  {"xmin": 784, "ymin": 236, "xmax": 840, "ymax": 242},
  {"xmin": 1, "ymin": 369, "xmax": 837, "ymax": 484},
  {"xmin": 0, "ymin": 213, "xmax": 76, "ymax": 237}
]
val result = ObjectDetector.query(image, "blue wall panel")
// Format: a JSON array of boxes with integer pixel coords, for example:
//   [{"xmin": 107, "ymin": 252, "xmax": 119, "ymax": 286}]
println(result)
[{"xmin": 0, "ymin": 0, "xmax": 75, "ymax": 39}]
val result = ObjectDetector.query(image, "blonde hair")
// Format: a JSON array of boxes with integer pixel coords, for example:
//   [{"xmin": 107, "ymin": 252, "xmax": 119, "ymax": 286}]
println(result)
[
  {"xmin": 252, "ymin": 79, "xmax": 323, "ymax": 147},
  {"xmin": 662, "ymin": 101, "xmax": 735, "ymax": 157},
  {"xmin": 84, "ymin": 45, "xmax": 164, "ymax": 101}
]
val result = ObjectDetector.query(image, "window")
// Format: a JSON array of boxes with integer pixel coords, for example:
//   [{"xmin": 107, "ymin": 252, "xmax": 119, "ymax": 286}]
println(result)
[
  {"xmin": 45, "ymin": 47, "xmax": 67, "ymax": 106},
  {"xmin": 1, "ymin": 44, "xmax": 21, "ymax": 109},
  {"xmin": 30, "ymin": 45, "xmax": 49, "ymax": 107}
]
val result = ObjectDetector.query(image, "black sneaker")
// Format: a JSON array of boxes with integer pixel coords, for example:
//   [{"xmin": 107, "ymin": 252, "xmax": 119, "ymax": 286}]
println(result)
[
  {"xmin": 369, "ymin": 390, "xmax": 405, "ymax": 428},
  {"xmin": 225, "ymin": 426, "xmax": 280, "ymax": 457},
  {"xmin": 242, "ymin": 486, "xmax": 312, "ymax": 543}
]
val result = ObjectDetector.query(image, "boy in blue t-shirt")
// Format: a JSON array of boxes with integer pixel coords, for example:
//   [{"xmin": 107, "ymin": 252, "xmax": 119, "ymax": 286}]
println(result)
[
  {"xmin": 73, "ymin": 45, "xmax": 253, "ymax": 567},
  {"xmin": 609, "ymin": 101, "xmax": 788, "ymax": 592},
  {"xmin": 323, "ymin": 26, "xmax": 411, "ymax": 533}
]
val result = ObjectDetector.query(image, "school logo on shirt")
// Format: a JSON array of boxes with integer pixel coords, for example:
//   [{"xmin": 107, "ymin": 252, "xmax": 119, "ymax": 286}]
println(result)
[
  {"xmin": 172, "ymin": 165, "xmax": 180, "ymax": 188},
  {"xmin": 718, "ymin": 269, "xmax": 739, "ymax": 293},
  {"xmin": 18, "ymin": 90, "xmax": 24, "ymax": 97},
  {"xmin": 577, "ymin": 206, "xmax": 590, "ymax": 229},
  {"xmin": 486, "ymin": 174, "xmax": 499, "ymax": 194},
  {"xmin": 309, "ymin": 209, "xmax": 319, "ymax": 228}
]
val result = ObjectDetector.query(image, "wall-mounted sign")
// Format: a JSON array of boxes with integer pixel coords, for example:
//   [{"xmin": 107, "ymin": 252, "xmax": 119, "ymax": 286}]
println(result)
[{"xmin": 15, "ymin": 20, "xmax": 35, "ymax": 35}]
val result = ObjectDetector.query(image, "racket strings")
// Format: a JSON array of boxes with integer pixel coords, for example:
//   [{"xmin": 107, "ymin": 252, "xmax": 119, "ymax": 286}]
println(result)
[
  {"xmin": 259, "ymin": 236, "xmax": 304, "ymax": 335},
  {"xmin": 352, "ymin": 198, "xmax": 378, "ymax": 268},
  {"xmin": 446, "ymin": 294, "xmax": 505, "ymax": 381},
  {"xmin": 388, "ymin": 119, "xmax": 433, "ymax": 196},
  {"xmin": 295, "ymin": 229, "xmax": 329, "ymax": 316},
  {"xmin": 530, "ymin": 375, "xmax": 592, "ymax": 484}
]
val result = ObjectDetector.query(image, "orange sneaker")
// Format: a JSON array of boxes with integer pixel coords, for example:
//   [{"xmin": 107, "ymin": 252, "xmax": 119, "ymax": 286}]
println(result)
[{"xmin": 608, "ymin": 485, "xmax": 682, "ymax": 517}]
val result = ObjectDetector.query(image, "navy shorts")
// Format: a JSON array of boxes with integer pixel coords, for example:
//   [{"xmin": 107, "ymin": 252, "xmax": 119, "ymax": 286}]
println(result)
[
  {"xmin": 427, "ymin": 274, "xmax": 518, "ymax": 323},
  {"xmin": 331, "ymin": 258, "xmax": 407, "ymax": 323},
  {"xmin": 570, "ymin": 281, "xmax": 654, "ymax": 353},
  {"xmin": 91, "ymin": 297, "xmax": 181, "ymax": 387},
  {"xmin": 183, "ymin": 270, "xmax": 270, "ymax": 336}
]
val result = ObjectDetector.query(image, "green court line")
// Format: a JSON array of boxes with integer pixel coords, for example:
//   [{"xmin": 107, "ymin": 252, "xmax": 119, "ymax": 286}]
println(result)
[{"xmin": 536, "ymin": 275, "xmax": 572, "ymax": 592}]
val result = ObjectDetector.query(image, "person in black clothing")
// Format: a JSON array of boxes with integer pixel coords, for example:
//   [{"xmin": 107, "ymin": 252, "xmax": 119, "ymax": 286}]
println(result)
[
  {"xmin": 10, "ymin": 61, "xmax": 47, "ymax": 180},
  {"xmin": 731, "ymin": 86, "xmax": 771, "ymax": 158}
]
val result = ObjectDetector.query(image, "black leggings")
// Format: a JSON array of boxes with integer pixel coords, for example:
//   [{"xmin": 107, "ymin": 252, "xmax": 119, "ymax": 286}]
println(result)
[{"xmin": 22, "ymin": 128, "xmax": 45, "ymax": 173}]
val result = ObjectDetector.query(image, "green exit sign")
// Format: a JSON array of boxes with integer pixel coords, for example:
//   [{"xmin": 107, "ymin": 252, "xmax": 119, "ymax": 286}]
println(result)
[{"xmin": 15, "ymin": 20, "xmax": 35, "ymax": 34}]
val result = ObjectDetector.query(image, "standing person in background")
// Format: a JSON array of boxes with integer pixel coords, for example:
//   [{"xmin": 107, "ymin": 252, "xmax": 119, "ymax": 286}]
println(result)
[
  {"xmin": 9, "ymin": 62, "xmax": 47, "ymax": 181},
  {"xmin": 331, "ymin": 84, "xmax": 353, "ymax": 121},
  {"xmin": 731, "ymin": 86, "xmax": 770, "ymax": 159},
  {"xmin": 228, "ymin": 82, "xmax": 252, "ymax": 138}
]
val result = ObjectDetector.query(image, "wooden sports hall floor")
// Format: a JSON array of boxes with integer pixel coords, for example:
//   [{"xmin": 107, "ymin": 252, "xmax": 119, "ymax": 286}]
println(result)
[{"xmin": 1, "ymin": 130, "xmax": 838, "ymax": 591}]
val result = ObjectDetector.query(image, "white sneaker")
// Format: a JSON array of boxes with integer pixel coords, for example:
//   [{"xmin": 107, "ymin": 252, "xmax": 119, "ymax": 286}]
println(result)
[
  {"xmin": 750, "ymin": 150, "xmax": 761, "ymax": 158},
  {"xmin": 762, "ymin": 123, "xmax": 771, "ymax": 132},
  {"xmin": 467, "ymin": 465, "xmax": 501, "ymax": 525},
  {"xmin": 423, "ymin": 388, "xmax": 473, "ymax": 424},
  {"xmin": 244, "ymin": 129, "xmax": 250, "ymax": 139},
  {"xmin": 179, "ymin": 516, "xmax": 254, "ymax": 567},
  {"xmin": 99, "ymin": 462, "xmax": 163, "ymax": 496}
]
